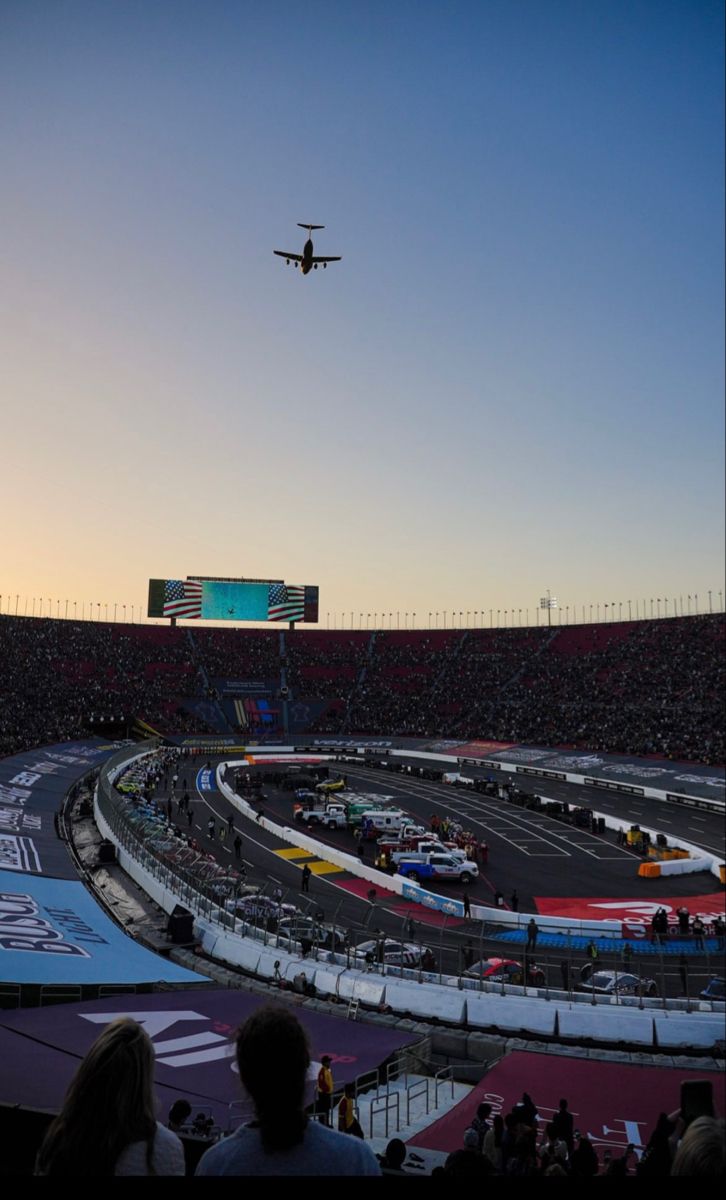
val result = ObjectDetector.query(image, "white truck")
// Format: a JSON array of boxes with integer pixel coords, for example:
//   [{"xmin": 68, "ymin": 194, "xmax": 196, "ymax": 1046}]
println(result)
[
  {"xmin": 293, "ymin": 801, "xmax": 347, "ymax": 829},
  {"xmin": 389, "ymin": 841, "xmax": 468, "ymax": 866},
  {"xmin": 396, "ymin": 852, "xmax": 479, "ymax": 885}
]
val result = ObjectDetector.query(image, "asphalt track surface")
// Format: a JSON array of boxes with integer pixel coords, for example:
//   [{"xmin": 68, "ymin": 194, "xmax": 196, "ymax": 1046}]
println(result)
[{"xmin": 157, "ymin": 757, "xmax": 725, "ymax": 1001}]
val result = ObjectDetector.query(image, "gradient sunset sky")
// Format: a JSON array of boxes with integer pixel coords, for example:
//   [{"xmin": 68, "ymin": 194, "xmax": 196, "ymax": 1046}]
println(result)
[{"xmin": 1, "ymin": 1, "xmax": 724, "ymax": 626}]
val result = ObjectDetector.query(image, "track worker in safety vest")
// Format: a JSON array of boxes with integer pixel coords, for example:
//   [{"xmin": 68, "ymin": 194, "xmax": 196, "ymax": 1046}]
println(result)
[
  {"xmin": 317, "ymin": 1056, "xmax": 334, "ymax": 1126},
  {"xmin": 338, "ymin": 1084, "xmax": 364, "ymax": 1139}
]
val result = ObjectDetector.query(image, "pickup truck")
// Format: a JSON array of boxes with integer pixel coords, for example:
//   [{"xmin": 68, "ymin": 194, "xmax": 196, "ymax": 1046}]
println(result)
[
  {"xmin": 293, "ymin": 801, "xmax": 347, "ymax": 829},
  {"xmin": 390, "ymin": 842, "xmax": 468, "ymax": 866},
  {"xmin": 396, "ymin": 853, "xmax": 478, "ymax": 885}
]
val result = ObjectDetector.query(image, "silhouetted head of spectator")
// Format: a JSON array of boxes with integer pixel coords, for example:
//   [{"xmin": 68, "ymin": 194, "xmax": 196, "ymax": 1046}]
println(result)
[
  {"xmin": 168, "ymin": 1098, "xmax": 192, "ymax": 1130},
  {"xmin": 671, "ymin": 1117, "xmax": 726, "ymax": 1177},
  {"xmin": 383, "ymin": 1138, "xmax": 407, "ymax": 1169},
  {"xmin": 36, "ymin": 1017, "xmax": 156, "ymax": 1176},
  {"xmin": 235, "ymin": 1005, "xmax": 310, "ymax": 1153}
]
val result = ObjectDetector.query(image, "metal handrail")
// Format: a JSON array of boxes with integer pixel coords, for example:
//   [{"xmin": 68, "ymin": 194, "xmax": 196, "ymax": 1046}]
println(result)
[
  {"xmin": 406, "ymin": 1076, "xmax": 430, "ymax": 1125},
  {"xmin": 369, "ymin": 1091, "xmax": 400, "ymax": 1139},
  {"xmin": 434, "ymin": 1066, "xmax": 454, "ymax": 1106}
]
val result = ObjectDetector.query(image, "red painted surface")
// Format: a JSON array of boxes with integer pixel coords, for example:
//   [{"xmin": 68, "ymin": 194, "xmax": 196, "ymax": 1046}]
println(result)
[
  {"xmin": 535, "ymin": 893, "xmax": 726, "ymax": 921},
  {"xmin": 407, "ymin": 1050, "xmax": 725, "ymax": 1159}
]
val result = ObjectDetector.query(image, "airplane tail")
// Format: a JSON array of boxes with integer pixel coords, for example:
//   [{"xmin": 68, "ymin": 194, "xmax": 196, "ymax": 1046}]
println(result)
[{"xmin": 298, "ymin": 223, "xmax": 325, "ymax": 231}]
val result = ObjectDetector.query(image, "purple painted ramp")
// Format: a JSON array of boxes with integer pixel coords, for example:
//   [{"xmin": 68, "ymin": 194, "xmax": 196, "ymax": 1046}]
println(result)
[{"xmin": 0, "ymin": 989, "xmax": 418, "ymax": 1125}]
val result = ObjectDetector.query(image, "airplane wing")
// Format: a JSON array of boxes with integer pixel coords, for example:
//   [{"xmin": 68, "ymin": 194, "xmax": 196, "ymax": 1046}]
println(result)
[
  {"xmin": 274, "ymin": 251, "xmax": 303, "ymax": 261},
  {"xmin": 311, "ymin": 256, "xmax": 341, "ymax": 263}
]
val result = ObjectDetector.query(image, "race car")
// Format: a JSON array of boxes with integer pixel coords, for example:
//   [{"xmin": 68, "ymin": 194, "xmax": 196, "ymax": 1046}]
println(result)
[
  {"xmin": 464, "ymin": 957, "xmax": 545, "ymax": 987},
  {"xmin": 352, "ymin": 938, "xmax": 428, "ymax": 967},
  {"xmin": 577, "ymin": 968, "xmax": 658, "ymax": 997}
]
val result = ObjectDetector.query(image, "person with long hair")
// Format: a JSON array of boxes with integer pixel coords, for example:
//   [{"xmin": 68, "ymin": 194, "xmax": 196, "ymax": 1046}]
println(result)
[
  {"xmin": 36, "ymin": 1017, "xmax": 185, "ymax": 1177},
  {"xmin": 196, "ymin": 1005, "xmax": 380, "ymax": 1176}
]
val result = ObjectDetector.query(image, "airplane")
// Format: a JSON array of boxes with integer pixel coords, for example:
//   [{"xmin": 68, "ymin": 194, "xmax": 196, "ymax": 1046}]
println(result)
[{"xmin": 274, "ymin": 224, "xmax": 341, "ymax": 274}]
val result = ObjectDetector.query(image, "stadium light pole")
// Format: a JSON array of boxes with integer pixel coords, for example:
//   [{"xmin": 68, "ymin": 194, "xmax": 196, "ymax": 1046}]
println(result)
[
  {"xmin": 664, "ymin": 598, "xmax": 668, "ymax": 617},
  {"xmin": 428, "ymin": 611, "xmax": 432, "ymax": 628},
  {"xmin": 708, "ymin": 590, "xmax": 712, "ymax": 613},
  {"xmin": 694, "ymin": 593, "xmax": 698, "ymax": 614},
  {"xmin": 15, "ymin": 595, "xmax": 19, "ymax": 615},
  {"xmin": 435, "ymin": 611, "xmax": 439, "ymax": 628},
  {"xmin": 113, "ymin": 603, "xmax": 117, "ymax": 621},
  {"xmin": 489, "ymin": 609, "xmax": 492, "ymax": 627},
  {"xmin": 396, "ymin": 612, "xmax": 400, "ymax": 629},
  {"xmin": 687, "ymin": 595, "xmax": 691, "ymax": 614},
  {"xmin": 123, "ymin": 604, "xmax": 126, "ymax": 622},
  {"xmin": 719, "ymin": 590, "xmax": 723, "ymax": 611},
  {"xmin": 497, "ymin": 609, "xmax": 500, "ymax": 626},
  {"xmin": 443, "ymin": 611, "xmax": 446, "ymax": 629},
  {"xmin": 104, "ymin": 603, "xmax": 108, "ymax": 621},
  {"xmin": 628, "ymin": 600, "xmax": 631, "ymax": 620}
]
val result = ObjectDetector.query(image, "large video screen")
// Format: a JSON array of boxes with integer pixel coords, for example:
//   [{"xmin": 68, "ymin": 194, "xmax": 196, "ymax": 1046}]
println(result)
[{"xmin": 148, "ymin": 579, "xmax": 319, "ymax": 623}]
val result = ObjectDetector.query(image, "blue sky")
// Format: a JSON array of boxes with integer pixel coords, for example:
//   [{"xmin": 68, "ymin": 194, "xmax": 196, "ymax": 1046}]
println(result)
[{"xmin": 1, "ymin": 1, "xmax": 723, "ymax": 624}]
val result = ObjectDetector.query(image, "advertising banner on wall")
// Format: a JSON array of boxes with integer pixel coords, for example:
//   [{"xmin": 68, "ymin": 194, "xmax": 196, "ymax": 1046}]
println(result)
[
  {"xmin": 0, "ymin": 989, "xmax": 418, "ymax": 1122},
  {"xmin": 0, "ymin": 739, "xmax": 126, "ymax": 880},
  {"xmin": 0, "ymin": 871, "xmax": 211, "ymax": 986}
]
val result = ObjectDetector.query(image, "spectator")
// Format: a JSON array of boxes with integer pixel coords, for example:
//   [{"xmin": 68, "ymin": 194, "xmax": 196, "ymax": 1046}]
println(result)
[
  {"xmin": 36, "ymin": 1018, "xmax": 185, "ymax": 1176},
  {"xmin": 195, "ymin": 1007, "xmax": 380, "ymax": 1176},
  {"xmin": 482, "ymin": 1114, "xmax": 505, "ymax": 1173},
  {"xmin": 670, "ymin": 1116, "xmax": 726, "ymax": 1177},
  {"xmin": 444, "ymin": 1128, "xmax": 494, "ymax": 1176},
  {"xmin": 167, "ymin": 1099, "xmax": 192, "ymax": 1133},
  {"xmin": 570, "ymin": 1135, "xmax": 599, "ymax": 1177},
  {"xmin": 551, "ymin": 1098, "xmax": 574, "ymax": 1153},
  {"xmin": 378, "ymin": 1138, "xmax": 408, "ymax": 1175}
]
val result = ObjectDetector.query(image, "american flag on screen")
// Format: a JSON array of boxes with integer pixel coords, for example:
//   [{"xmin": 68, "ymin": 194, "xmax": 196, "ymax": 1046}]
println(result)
[
  {"xmin": 163, "ymin": 579, "xmax": 203, "ymax": 619},
  {"xmin": 268, "ymin": 583, "xmax": 305, "ymax": 622}
]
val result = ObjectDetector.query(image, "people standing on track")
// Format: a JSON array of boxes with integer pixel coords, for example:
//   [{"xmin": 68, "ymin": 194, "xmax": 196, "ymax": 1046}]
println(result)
[
  {"xmin": 493, "ymin": 889, "xmax": 504, "ymax": 909},
  {"xmin": 233, "ymin": 834, "xmax": 242, "ymax": 860},
  {"xmin": 301, "ymin": 864, "xmax": 311, "ymax": 893},
  {"xmin": 463, "ymin": 891, "xmax": 471, "ymax": 919},
  {"xmin": 227, "ymin": 813, "xmax": 234, "ymax": 837},
  {"xmin": 526, "ymin": 918, "xmax": 538, "ymax": 953},
  {"xmin": 510, "ymin": 890, "xmax": 519, "ymax": 913},
  {"xmin": 207, "ymin": 817, "xmax": 215, "ymax": 840},
  {"xmin": 560, "ymin": 960, "xmax": 570, "ymax": 991},
  {"xmin": 692, "ymin": 915, "xmax": 706, "ymax": 950},
  {"xmin": 463, "ymin": 940, "xmax": 474, "ymax": 971},
  {"xmin": 187, "ymin": 806, "xmax": 193, "ymax": 829}
]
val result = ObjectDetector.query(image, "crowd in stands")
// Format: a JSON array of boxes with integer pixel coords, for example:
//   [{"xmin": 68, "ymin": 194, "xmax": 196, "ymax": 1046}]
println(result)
[
  {"xmin": 0, "ymin": 613, "xmax": 723, "ymax": 764},
  {"xmin": 438, "ymin": 1092, "xmax": 725, "ymax": 1178},
  {"xmin": 191, "ymin": 628, "xmax": 281, "ymax": 681},
  {"xmin": 285, "ymin": 631, "xmax": 369, "ymax": 695}
]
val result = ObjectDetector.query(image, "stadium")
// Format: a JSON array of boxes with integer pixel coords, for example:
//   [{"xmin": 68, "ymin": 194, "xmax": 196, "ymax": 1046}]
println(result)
[
  {"xmin": 3, "ymin": 0, "xmax": 724, "ymax": 1181},
  {"xmin": 1, "ymin": 595, "xmax": 724, "ymax": 1175}
]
